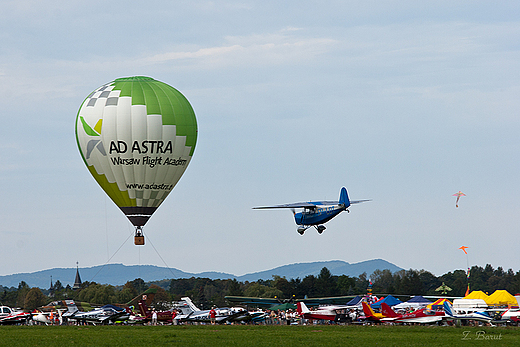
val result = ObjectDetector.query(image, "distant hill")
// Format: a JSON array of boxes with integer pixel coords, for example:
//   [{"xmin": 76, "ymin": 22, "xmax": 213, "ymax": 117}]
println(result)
[
  {"xmin": 0, "ymin": 259, "xmax": 402, "ymax": 289},
  {"xmin": 237, "ymin": 259, "xmax": 403, "ymax": 282}
]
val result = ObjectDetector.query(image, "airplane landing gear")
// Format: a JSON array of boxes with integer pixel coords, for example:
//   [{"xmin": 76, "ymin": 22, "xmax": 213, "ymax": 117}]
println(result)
[
  {"xmin": 315, "ymin": 225, "xmax": 326, "ymax": 234},
  {"xmin": 297, "ymin": 226, "xmax": 308, "ymax": 235}
]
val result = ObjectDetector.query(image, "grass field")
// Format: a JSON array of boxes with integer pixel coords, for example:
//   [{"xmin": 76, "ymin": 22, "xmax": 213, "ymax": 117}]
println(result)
[{"xmin": 0, "ymin": 325, "xmax": 517, "ymax": 346}]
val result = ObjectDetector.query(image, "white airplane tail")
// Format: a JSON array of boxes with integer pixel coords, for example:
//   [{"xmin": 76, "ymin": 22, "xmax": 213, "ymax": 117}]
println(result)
[
  {"xmin": 443, "ymin": 301, "xmax": 457, "ymax": 318},
  {"xmin": 181, "ymin": 297, "xmax": 201, "ymax": 312},
  {"xmin": 65, "ymin": 300, "xmax": 79, "ymax": 314},
  {"xmin": 297, "ymin": 302, "xmax": 310, "ymax": 315}
]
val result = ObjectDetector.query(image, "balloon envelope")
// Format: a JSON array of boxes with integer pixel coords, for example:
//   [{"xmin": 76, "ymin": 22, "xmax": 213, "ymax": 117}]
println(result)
[{"xmin": 75, "ymin": 76, "xmax": 197, "ymax": 227}]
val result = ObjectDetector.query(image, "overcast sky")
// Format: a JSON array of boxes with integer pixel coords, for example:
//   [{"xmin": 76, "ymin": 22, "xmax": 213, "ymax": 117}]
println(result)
[{"xmin": 1, "ymin": 1, "xmax": 519, "ymax": 282}]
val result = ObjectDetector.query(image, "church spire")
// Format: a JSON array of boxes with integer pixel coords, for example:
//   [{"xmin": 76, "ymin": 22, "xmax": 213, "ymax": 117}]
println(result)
[{"xmin": 73, "ymin": 262, "xmax": 82, "ymax": 290}]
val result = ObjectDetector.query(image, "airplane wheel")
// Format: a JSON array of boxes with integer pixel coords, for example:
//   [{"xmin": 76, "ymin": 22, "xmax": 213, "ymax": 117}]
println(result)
[{"xmin": 297, "ymin": 230, "xmax": 304, "ymax": 235}]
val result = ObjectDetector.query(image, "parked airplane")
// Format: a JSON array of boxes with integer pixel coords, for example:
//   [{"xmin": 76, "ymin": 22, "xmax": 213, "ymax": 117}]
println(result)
[
  {"xmin": 296, "ymin": 302, "xmax": 337, "ymax": 321},
  {"xmin": 175, "ymin": 297, "xmax": 249, "ymax": 324},
  {"xmin": 380, "ymin": 302, "xmax": 445, "ymax": 324},
  {"xmin": 254, "ymin": 187, "xmax": 370, "ymax": 234},
  {"xmin": 138, "ymin": 298, "xmax": 176, "ymax": 324},
  {"xmin": 63, "ymin": 301, "xmax": 130, "ymax": 325},
  {"xmin": 31, "ymin": 309, "xmax": 66, "ymax": 325},
  {"xmin": 443, "ymin": 301, "xmax": 493, "ymax": 323},
  {"xmin": 0, "ymin": 306, "xmax": 31, "ymax": 325}
]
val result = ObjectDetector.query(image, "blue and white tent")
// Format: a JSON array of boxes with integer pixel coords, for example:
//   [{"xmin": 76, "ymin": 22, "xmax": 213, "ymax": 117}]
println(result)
[
  {"xmin": 370, "ymin": 295, "xmax": 403, "ymax": 309},
  {"xmin": 345, "ymin": 296, "xmax": 363, "ymax": 306}
]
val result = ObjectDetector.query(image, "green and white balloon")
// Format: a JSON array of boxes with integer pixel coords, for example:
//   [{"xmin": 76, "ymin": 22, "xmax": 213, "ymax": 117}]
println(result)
[{"xmin": 76, "ymin": 76, "xmax": 197, "ymax": 235}]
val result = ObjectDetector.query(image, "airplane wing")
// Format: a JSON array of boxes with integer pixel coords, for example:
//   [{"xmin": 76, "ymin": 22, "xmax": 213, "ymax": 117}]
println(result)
[
  {"xmin": 0, "ymin": 313, "xmax": 30, "ymax": 324},
  {"xmin": 395, "ymin": 316, "xmax": 444, "ymax": 324},
  {"xmin": 225, "ymin": 296, "xmax": 287, "ymax": 307},
  {"xmin": 253, "ymin": 200, "xmax": 371, "ymax": 209},
  {"xmin": 253, "ymin": 202, "xmax": 318, "ymax": 210}
]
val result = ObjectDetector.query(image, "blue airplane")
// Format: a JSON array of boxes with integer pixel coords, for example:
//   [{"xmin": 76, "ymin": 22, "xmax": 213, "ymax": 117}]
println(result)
[{"xmin": 253, "ymin": 187, "xmax": 370, "ymax": 235}]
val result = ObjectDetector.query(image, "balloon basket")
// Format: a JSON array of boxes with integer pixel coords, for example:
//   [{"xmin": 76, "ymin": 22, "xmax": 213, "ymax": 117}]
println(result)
[
  {"xmin": 135, "ymin": 236, "xmax": 145, "ymax": 245},
  {"xmin": 134, "ymin": 227, "xmax": 145, "ymax": 246}
]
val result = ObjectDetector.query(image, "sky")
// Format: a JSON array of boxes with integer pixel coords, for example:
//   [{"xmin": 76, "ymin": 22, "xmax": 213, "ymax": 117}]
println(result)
[{"xmin": 1, "ymin": 1, "xmax": 519, "ymax": 282}]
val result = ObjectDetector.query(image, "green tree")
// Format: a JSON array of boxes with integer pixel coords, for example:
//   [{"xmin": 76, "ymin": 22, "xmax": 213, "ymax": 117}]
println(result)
[
  {"xmin": 243, "ymin": 283, "xmax": 282, "ymax": 298},
  {"xmin": 272, "ymin": 276, "xmax": 294, "ymax": 299},
  {"xmin": 131, "ymin": 278, "xmax": 148, "ymax": 294},
  {"xmin": 371, "ymin": 269, "xmax": 394, "ymax": 294},
  {"xmin": 149, "ymin": 284, "xmax": 171, "ymax": 310},
  {"xmin": 226, "ymin": 279, "xmax": 243, "ymax": 296},
  {"xmin": 16, "ymin": 281, "xmax": 30, "ymax": 308},
  {"xmin": 316, "ymin": 267, "xmax": 336, "ymax": 297},
  {"xmin": 353, "ymin": 273, "xmax": 369, "ymax": 294},
  {"xmin": 336, "ymin": 275, "xmax": 355, "ymax": 295},
  {"xmin": 24, "ymin": 287, "xmax": 47, "ymax": 310},
  {"xmin": 298, "ymin": 275, "xmax": 317, "ymax": 298}
]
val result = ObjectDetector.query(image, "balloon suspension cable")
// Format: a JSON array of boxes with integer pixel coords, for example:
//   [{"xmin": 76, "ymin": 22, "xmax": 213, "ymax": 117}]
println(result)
[
  {"xmin": 144, "ymin": 231, "xmax": 178, "ymax": 280},
  {"xmin": 89, "ymin": 226, "xmax": 134, "ymax": 283},
  {"xmin": 105, "ymin": 197, "xmax": 110, "ymax": 262}
]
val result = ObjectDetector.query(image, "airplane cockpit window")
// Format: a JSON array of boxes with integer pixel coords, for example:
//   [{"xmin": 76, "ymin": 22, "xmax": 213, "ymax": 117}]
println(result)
[
  {"xmin": 2, "ymin": 307, "xmax": 10, "ymax": 313},
  {"xmin": 424, "ymin": 309, "xmax": 434, "ymax": 315}
]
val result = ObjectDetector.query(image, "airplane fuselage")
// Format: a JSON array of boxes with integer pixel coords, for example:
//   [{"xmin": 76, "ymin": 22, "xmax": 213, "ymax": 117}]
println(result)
[
  {"xmin": 294, "ymin": 205, "xmax": 345, "ymax": 226},
  {"xmin": 394, "ymin": 310, "xmax": 445, "ymax": 324}
]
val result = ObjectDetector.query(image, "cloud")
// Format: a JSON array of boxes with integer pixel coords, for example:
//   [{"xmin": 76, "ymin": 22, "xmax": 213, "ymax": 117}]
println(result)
[{"xmin": 141, "ymin": 30, "xmax": 337, "ymax": 69}]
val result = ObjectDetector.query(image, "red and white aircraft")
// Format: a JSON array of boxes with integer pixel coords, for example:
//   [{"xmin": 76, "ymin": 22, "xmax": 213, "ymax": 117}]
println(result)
[
  {"xmin": 380, "ymin": 302, "xmax": 445, "ymax": 324},
  {"xmin": 0, "ymin": 306, "xmax": 31, "ymax": 325},
  {"xmin": 297, "ymin": 302, "xmax": 337, "ymax": 321}
]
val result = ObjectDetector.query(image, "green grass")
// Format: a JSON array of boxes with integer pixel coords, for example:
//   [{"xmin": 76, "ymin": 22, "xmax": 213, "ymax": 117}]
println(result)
[{"xmin": 0, "ymin": 325, "xmax": 517, "ymax": 346}]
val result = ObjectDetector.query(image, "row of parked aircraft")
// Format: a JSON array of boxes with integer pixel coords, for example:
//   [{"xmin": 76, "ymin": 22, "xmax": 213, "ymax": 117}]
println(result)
[
  {"xmin": 3, "ymin": 294, "xmax": 520, "ymax": 326},
  {"xmin": 0, "ymin": 296, "xmax": 267, "ymax": 326}
]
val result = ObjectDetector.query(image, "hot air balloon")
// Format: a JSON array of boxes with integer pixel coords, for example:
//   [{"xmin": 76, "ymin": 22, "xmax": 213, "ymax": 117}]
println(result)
[{"xmin": 75, "ymin": 76, "xmax": 197, "ymax": 245}]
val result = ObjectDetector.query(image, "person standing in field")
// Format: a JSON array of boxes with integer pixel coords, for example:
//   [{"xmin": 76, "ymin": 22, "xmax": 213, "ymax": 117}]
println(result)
[
  {"xmin": 209, "ymin": 307, "xmax": 217, "ymax": 325},
  {"xmin": 152, "ymin": 309, "xmax": 158, "ymax": 326}
]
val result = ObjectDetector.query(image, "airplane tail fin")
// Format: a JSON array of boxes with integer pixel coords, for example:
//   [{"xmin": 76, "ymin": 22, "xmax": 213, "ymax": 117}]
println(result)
[
  {"xmin": 443, "ymin": 301, "xmax": 454, "ymax": 317},
  {"xmin": 138, "ymin": 294, "xmax": 150, "ymax": 316},
  {"xmin": 65, "ymin": 300, "xmax": 78, "ymax": 314},
  {"xmin": 381, "ymin": 303, "xmax": 399, "ymax": 318},
  {"xmin": 181, "ymin": 297, "xmax": 201, "ymax": 312},
  {"xmin": 362, "ymin": 302, "xmax": 376, "ymax": 318},
  {"xmin": 339, "ymin": 187, "xmax": 350, "ymax": 208},
  {"xmin": 297, "ymin": 302, "xmax": 310, "ymax": 315}
]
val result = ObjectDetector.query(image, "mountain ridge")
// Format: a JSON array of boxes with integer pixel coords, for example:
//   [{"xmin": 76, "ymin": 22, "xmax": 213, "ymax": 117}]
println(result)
[{"xmin": 0, "ymin": 259, "xmax": 402, "ymax": 289}]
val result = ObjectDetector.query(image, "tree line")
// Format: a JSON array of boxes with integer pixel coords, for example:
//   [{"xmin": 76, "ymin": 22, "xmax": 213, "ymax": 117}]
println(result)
[{"xmin": 1, "ymin": 264, "xmax": 519, "ymax": 311}]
